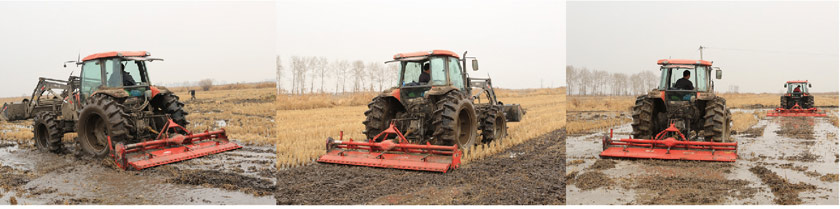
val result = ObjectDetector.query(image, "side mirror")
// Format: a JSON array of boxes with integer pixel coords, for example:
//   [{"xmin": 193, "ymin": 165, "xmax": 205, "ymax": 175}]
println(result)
[
  {"xmin": 715, "ymin": 68, "xmax": 722, "ymax": 79},
  {"xmin": 809, "ymin": 84, "xmax": 812, "ymax": 88},
  {"xmin": 784, "ymin": 84, "xmax": 788, "ymax": 88},
  {"xmin": 471, "ymin": 59, "xmax": 479, "ymax": 71}
]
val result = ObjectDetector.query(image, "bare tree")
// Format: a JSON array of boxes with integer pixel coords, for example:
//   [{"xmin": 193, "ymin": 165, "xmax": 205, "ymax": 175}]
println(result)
[
  {"xmin": 275, "ymin": 56, "xmax": 284, "ymax": 94},
  {"xmin": 313, "ymin": 56, "xmax": 329, "ymax": 93},
  {"xmin": 198, "ymin": 79, "xmax": 213, "ymax": 91},
  {"xmin": 352, "ymin": 60, "xmax": 365, "ymax": 92},
  {"xmin": 385, "ymin": 63, "xmax": 399, "ymax": 88}
]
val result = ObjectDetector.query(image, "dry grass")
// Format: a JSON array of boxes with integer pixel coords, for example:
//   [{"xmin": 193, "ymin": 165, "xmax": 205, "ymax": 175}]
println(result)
[
  {"xmin": 172, "ymin": 86, "xmax": 275, "ymax": 145},
  {"xmin": 275, "ymin": 88, "xmax": 565, "ymax": 168},
  {"xmin": 568, "ymin": 95, "xmax": 635, "ymax": 112},
  {"xmin": 731, "ymin": 111, "xmax": 759, "ymax": 133}
]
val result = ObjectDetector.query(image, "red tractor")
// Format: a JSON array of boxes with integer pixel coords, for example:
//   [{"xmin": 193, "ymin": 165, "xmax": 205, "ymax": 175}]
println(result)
[
  {"xmin": 600, "ymin": 59, "xmax": 737, "ymax": 162},
  {"xmin": 767, "ymin": 80, "xmax": 826, "ymax": 117},
  {"xmin": 1, "ymin": 51, "xmax": 240, "ymax": 170}
]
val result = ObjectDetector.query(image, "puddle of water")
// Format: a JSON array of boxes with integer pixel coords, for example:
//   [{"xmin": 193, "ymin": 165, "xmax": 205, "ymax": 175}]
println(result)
[
  {"xmin": 0, "ymin": 138, "xmax": 276, "ymax": 205},
  {"xmin": 566, "ymin": 108, "xmax": 839, "ymax": 205}
]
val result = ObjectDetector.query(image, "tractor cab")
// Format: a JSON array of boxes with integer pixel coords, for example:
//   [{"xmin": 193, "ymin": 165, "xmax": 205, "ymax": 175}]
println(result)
[
  {"xmin": 391, "ymin": 50, "xmax": 476, "ymax": 99},
  {"xmin": 657, "ymin": 59, "xmax": 719, "ymax": 102},
  {"xmin": 784, "ymin": 80, "xmax": 810, "ymax": 96},
  {"xmin": 77, "ymin": 51, "xmax": 162, "ymax": 102}
]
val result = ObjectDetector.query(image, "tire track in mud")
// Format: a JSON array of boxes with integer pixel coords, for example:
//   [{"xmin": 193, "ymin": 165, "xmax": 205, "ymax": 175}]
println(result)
[
  {"xmin": 567, "ymin": 108, "xmax": 839, "ymax": 205},
  {"xmin": 275, "ymin": 129, "xmax": 565, "ymax": 205},
  {"xmin": 0, "ymin": 139, "xmax": 276, "ymax": 205}
]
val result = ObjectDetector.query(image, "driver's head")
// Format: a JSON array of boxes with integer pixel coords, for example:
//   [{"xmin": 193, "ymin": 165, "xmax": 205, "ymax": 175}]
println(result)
[
  {"xmin": 683, "ymin": 70, "xmax": 690, "ymax": 78},
  {"xmin": 422, "ymin": 63, "xmax": 430, "ymax": 73}
]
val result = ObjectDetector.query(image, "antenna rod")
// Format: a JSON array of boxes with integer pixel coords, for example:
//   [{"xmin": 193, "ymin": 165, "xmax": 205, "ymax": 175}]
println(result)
[{"xmin": 699, "ymin": 45, "xmax": 705, "ymax": 60}]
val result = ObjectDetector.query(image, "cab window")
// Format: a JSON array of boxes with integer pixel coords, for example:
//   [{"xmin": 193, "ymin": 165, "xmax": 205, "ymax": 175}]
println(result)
[
  {"xmin": 448, "ymin": 57, "xmax": 464, "ymax": 90},
  {"xmin": 80, "ymin": 60, "xmax": 103, "ymax": 100}
]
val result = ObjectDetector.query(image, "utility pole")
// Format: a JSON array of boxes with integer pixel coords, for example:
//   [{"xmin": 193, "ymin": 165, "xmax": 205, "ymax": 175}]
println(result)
[{"xmin": 698, "ymin": 45, "xmax": 705, "ymax": 60}]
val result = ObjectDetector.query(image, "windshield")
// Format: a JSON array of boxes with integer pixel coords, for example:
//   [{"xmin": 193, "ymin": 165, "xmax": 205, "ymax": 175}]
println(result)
[
  {"xmin": 104, "ymin": 58, "xmax": 148, "ymax": 87},
  {"xmin": 399, "ymin": 57, "xmax": 446, "ymax": 86},
  {"xmin": 659, "ymin": 66, "xmax": 708, "ymax": 91},
  {"xmin": 787, "ymin": 83, "xmax": 809, "ymax": 93}
]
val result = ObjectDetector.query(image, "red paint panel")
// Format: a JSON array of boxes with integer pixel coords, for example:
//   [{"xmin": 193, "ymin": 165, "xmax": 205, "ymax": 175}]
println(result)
[
  {"xmin": 600, "ymin": 147, "xmax": 737, "ymax": 162},
  {"xmin": 657, "ymin": 59, "xmax": 712, "ymax": 66},
  {"xmin": 82, "ymin": 51, "xmax": 148, "ymax": 61},
  {"xmin": 393, "ymin": 50, "xmax": 459, "ymax": 59},
  {"xmin": 318, "ymin": 150, "xmax": 454, "ymax": 173}
]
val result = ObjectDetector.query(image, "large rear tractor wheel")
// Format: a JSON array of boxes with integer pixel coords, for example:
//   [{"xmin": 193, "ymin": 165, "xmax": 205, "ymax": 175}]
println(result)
[
  {"xmin": 780, "ymin": 96, "xmax": 788, "ymax": 109},
  {"xmin": 479, "ymin": 106, "xmax": 507, "ymax": 144},
  {"xmin": 362, "ymin": 96, "xmax": 400, "ymax": 141},
  {"xmin": 704, "ymin": 97, "xmax": 730, "ymax": 142},
  {"xmin": 32, "ymin": 112, "xmax": 65, "ymax": 153},
  {"xmin": 77, "ymin": 94, "xmax": 134, "ymax": 157},
  {"xmin": 803, "ymin": 96, "xmax": 815, "ymax": 109},
  {"xmin": 152, "ymin": 93, "xmax": 189, "ymax": 127},
  {"xmin": 631, "ymin": 95, "xmax": 656, "ymax": 139},
  {"xmin": 432, "ymin": 92, "xmax": 477, "ymax": 150}
]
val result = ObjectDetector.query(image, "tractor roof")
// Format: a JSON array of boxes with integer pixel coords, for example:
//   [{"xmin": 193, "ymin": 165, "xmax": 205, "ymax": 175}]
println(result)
[
  {"xmin": 657, "ymin": 59, "xmax": 712, "ymax": 66},
  {"xmin": 786, "ymin": 80, "xmax": 809, "ymax": 84},
  {"xmin": 393, "ymin": 50, "xmax": 459, "ymax": 60},
  {"xmin": 82, "ymin": 51, "xmax": 150, "ymax": 62}
]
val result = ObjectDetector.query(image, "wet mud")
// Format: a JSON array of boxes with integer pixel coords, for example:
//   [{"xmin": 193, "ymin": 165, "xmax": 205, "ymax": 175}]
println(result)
[
  {"xmin": 567, "ymin": 108, "xmax": 838, "ymax": 205},
  {"xmin": 275, "ymin": 129, "xmax": 566, "ymax": 205},
  {"xmin": 0, "ymin": 138, "xmax": 276, "ymax": 205}
]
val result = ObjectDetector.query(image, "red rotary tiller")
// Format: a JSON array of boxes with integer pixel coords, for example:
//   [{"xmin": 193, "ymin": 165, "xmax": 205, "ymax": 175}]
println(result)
[
  {"xmin": 109, "ymin": 119, "xmax": 242, "ymax": 170},
  {"xmin": 767, "ymin": 103, "xmax": 827, "ymax": 117},
  {"xmin": 600, "ymin": 123, "xmax": 738, "ymax": 162},
  {"xmin": 317, "ymin": 122, "xmax": 462, "ymax": 173}
]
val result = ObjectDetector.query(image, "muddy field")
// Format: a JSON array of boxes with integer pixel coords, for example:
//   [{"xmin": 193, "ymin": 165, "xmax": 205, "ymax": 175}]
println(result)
[
  {"xmin": 0, "ymin": 138, "xmax": 276, "ymax": 205},
  {"xmin": 275, "ymin": 129, "xmax": 565, "ymax": 205},
  {"xmin": 566, "ymin": 109, "xmax": 839, "ymax": 205}
]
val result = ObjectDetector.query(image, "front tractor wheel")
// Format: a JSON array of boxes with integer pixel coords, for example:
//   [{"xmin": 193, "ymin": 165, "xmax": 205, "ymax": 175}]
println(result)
[
  {"xmin": 77, "ymin": 95, "xmax": 134, "ymax": 157},
  {"xmin": 631, "ymin": 95, "xmax": 656, "ymax": 139},
  {"xmin": 433, "ymin": 92, "xmax": 477, "ymax": 150},
  {"xmin": 32, "ymin": 112, "xmax": 65, "ymax": 153},
  {"xmin": 479, "ymin": 107, "xmax": 507, "ymax": 144}
]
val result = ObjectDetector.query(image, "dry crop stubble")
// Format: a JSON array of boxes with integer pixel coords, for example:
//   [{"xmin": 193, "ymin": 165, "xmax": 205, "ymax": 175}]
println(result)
[{"xmin": 274, "ymin": 88, "xmax": 565, "ymax": 169}]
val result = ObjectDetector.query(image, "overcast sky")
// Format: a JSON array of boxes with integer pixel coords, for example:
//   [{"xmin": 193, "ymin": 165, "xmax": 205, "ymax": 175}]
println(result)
[
  {"xmin": 0, "ymin": 1, "xmax": 275, "ymax": 98},
  {"xmin": 568, "ymin": 1, "xmax": 838, "ymax": 93},
  {"xmin": 276, "ymin": 0, "xmax": 565, "ymax": 90}
]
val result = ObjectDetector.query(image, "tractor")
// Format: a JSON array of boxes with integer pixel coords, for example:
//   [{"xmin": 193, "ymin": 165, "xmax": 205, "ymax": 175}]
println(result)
[
  {"xmin": 780, "ymin": 80, "xmax": 814, "ymax": 109},
  {"xmin": 317, "ymin": 50, "xmax": 525, "ymax": 172},
  {"xmin": 766, "ymin": 80, "xmax": 826, "ymax": 117},
  {"xmin": 601, "ymin": 59, "xmax": 736, "ymax": 162},
  {"xmin": 1, "ymin": 51, "xmax": 239, "ymax": 170}
]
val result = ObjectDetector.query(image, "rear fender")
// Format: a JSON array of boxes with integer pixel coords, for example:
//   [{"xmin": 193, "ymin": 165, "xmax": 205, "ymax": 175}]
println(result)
[{"xmin": 91, "ymin": 88, "xmax": 129, "ymax": 99}]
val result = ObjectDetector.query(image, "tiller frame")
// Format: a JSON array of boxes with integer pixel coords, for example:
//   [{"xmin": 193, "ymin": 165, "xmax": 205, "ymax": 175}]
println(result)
[
  {"xmin": 767, "ymin": 103, "xmax": 827, "ymax": 117},
  {"xmin": 317, "ymin": 122, "xmax": 462, "ymax": 173},
  {"xmin": 600, "ymin": 123, "xmax": 738, "ymax": 162},
  {"xmin": 109, "ymin": 118, "xmax": 242, "ymax": 170}
]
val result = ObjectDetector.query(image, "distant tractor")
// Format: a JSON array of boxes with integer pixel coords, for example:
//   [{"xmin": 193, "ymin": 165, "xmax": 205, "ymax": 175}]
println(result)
[
  {"xmin": 780, "ymin": 80, "xmax": 814, "ymax": 109},
  {"xmin": 601, "ymin": 59, "xmax": 737, "ymax": 162},
  {"xmin": 317, "ymin": 50, "xmax": 525, "ymax": 172},
  {"xmin": 766, "ymin": 80, "xmax": 826, "ymax": 117},
  {"xmin": 1, "ymin": 51, "xmax": 240, "ymax": 170}
]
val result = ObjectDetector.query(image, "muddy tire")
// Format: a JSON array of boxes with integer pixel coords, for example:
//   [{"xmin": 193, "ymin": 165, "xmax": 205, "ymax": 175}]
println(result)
[
  {"xmin": 479, "ymin": 106, "xmax": 507, "ymax": 144},
  {"xmin": 77, "ymin": 94, "xmax": 134, "ymax": 157},
  {"xmin": 704, "ymin": 97, "xmax": 729, "ymax": 142},
  {"xmin": 362, "ymin": 96, "xmax": 399, "ymax": 141},
  {"xmin": 152, "ymin": 93, "xmax": 189, "ymax": 126},
  {"xmin": 803, "ymin": 96, "xmax": 814, "ymax": 109},
  {"xmin": 432, "ymin": 92, "xmax": 477, "ymax": 150},
  {"xmin": 32, "ymin": 112, "xmax": 64, "ymax": 153},
  {"xmin": 780, "ymin": 96, "xmax": 788, "ymax": 109},
  {"xmin": 631, "ymin": 95, "xmax": 656, "ymax": 139}
]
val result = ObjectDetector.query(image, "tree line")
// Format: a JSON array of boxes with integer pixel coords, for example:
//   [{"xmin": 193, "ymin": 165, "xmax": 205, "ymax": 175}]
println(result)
[
  {"xmin": 275, "ymin": 56, "xmax": 400, "ymax": 95},
  {"xmin": 566, "ymin": 65, "xmax": 659, "ymax": 96}
]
